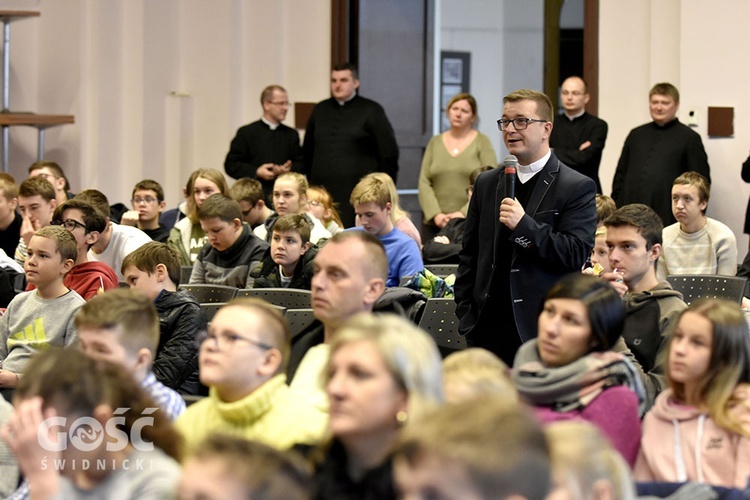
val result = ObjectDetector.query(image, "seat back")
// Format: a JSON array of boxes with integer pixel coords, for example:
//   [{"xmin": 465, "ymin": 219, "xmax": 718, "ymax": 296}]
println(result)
[
  {"xmin": 666, "ymin": 274, "xmax": 748, "ymax": 305},
  {"xmin": 425, "ymin": 264, "xmax": 459, "ymax": 278},
  {"xmin": 179, "ymin": 284, "xmax": 238, "ymax": 303},
  {"xmin": 236, "ymin": 288, "xmax": 312, "ymax": 309},
  {"xmin": 180, "ymin": 265, "xmax": 193, "ymax": 285},
  {"xmin": 284, "ymin": 308, "xmax": 317, "ymax": 339},
  {"xmin": 200, "ymin": 302, "xmax": 226, "ymax": 322},
  {"xmin": 417, "ymin": 298, "xmax": 466, "ymax": 356}
]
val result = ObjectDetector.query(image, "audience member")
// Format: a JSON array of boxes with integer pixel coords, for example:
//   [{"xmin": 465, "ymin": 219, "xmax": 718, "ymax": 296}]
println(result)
[
  {"xmin": 306, "ymin": 185, "xmax": 344, "ymax": 235},
  {"xmin": 583, "ymin": 195, "xmax": 617, "ymax": 276},
  {"xmin": 122, "ymin": 242, "xmax": 205, "ymax": 395},
  {"xmin": 658, "ymin": 171, "xmax": 737, "ymax": 280},
  {"xmin": 178, "ymin": 434, "xmax": 313, "ymax": 500},
  {"xmin": 0, "ymin": 176, "xmax": 20, "ymax": 259},
  {"xmin": 418, "ymin": 92, "xmax": 496, "ymax": 229},
  {"xmin": 225, "ymin": 84, "xmax": 302, "ymax": 202},
  {"xmin": 441, "ymin": 348, "xmax": 516, "ymax": 405},
  {"xmin": 76, "ymin": 288, "xmax": 185, "ymax": 419},
  {"xmin": 315, "ymin": 313, "xmax": 443, "ymax": 499},
  {"xmin": 303, "ymin": 62, "xmax": 399, "ymax": 227},
  {"xmin": 190, "ymin": 193, "xmax": 268, "ymax": 288},
  {"xmin": 0, "ymin": 226, "xmax": 83, "ymax": 391},
  {"xmin": 350, "ymin": 174, "xmax": 423, "ymax": 287},
  {"xmin": 287, "ymin": 231, "xmax": 387, "ymax": 409},
  {"xmin": 121, "ymin": 179, "xmax": 170, "ymax": 242},
  {"xmin": 455, "ymin": 88, "xmax": 596, "ymax": 366},
  {"xmin": 28, "ymin": 160, "xmax": 72, "ymax": 205},
  {"xmin": 603, "ymin": 204, "xmax": 687, "ymax": 409},
  {"xmin": 254, "ymin": 172, "xmax": 331, "ymax": 245},
  {"xmin": 422, "ymin": 166, "xmax": 490, "ymax": 264},
  {"xmin": 634, "ymin": 299, "xmax": 750, "ymax": 488},
  {"xmin": 76, "ymin": 189, "xmax": 151, "ymax": 282},
  {"xmin": 250, "ymin": 214, "xmax": 316, "ymax": 290},
  {"xmin": 595, "ymin": 193, "xmax": 617, "ymax": 225},
  {"xmin": 394, "ymin": 397, "xmax": 550, "ymax": 500},
  {"xmin": 511, "ymin": 273, "xmax": 643, "ymax": 466},
  {"xmin": 176, "ymin": 298, "xmax": 327, "ymax": 452},
  {"xmin": 367, "ymin": 172, "xmax": 421, "ymax": 247},
  {"xmin": 15, "ymin": 176, "xmax": 57, "ymax": 266},
  {"xmin": 549, "ymin": 76, "xmax": 608, "ymax": 193},
  {"xmin": 168, "ymin": 168, "xmax": 230, "ymax": 265},
  {"xmin": 612, "ymin": 82, "xmax": 711, "ymax": 225},
  {"xmin": 229, "ymin": 177, "xmax": 274, "ymax": 228},
  {"xmin": 2, "ymin": 349, "xmax": 181, "ymax": 498}
]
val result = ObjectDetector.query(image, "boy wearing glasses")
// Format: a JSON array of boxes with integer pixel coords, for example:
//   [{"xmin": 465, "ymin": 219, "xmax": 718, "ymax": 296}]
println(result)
[
  {"xmin": 176, "ymin": 298, "xmax": 327, "ymax": 453},
  {"xmin": 121, "ymin": 179, "xmax": 170, "ymax": 242},
  {"xmin": 29, "ymin": 199, "xmax": 119, "ymax": 300}
]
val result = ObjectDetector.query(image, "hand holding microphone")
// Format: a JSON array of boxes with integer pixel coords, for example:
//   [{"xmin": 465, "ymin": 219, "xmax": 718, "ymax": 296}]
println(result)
[{"xmin": 499, "ymin": 154, "xmax": 524, "ymax": 230}]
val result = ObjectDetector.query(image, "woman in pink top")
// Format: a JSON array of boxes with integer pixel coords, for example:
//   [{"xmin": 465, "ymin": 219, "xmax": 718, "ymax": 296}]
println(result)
[
  {"xmin": 512, "ymin": 274, "xmax": 644, "ymax": 466},
  {"xmin": 634, "ymin": 299, "xmax": 750, "ymax": 489}
]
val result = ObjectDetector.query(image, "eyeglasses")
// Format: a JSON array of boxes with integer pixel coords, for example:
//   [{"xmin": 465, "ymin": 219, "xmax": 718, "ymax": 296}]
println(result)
[
  {"xmin": 308, "ymin": 200, "xmax": 321, "ymax": 207},
  {"xmin": 267, "ymin": 101, "xmax": 290, "ymax": 107},
  {"xmin": 131, "ymin": 197, "xmax": 160, "ymax": 205},
  {"xmin": 52, "ymin": 219, "xmax": 88, "ymax": 232},
  {"xmin": 497, "ymin": 118, "xmax": 548, "ymax": 131},
  {"xmin": 35, "ymin": 172, "xmax": 59, "ymax": 181},
  {"xmin": 241, "ymin": 208, "xmax": 253, "ymax": 217},
  {"xmin": 195, "ymin": 330, "xmax": 274, "ymax": 351}
]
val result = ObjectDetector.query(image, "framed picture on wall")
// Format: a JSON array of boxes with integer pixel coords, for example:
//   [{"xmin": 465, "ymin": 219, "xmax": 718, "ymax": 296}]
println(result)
[{"xmin": 440, "ymin": 51, "xmax": 471, "ymax": 131}]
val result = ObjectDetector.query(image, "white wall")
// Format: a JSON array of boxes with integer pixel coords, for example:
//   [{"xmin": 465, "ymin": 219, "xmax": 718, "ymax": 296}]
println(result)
[
  {"xmin": 600, "ymin": 0, "xmax": 750, "ymax": 255},
  {"xmin": 0, "ymin": 0, "xmax": 331, "ymax": 207}
]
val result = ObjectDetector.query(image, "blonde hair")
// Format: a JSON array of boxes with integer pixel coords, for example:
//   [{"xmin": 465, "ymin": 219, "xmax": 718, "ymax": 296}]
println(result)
[
  {"xmin": 307, "ymin": 186, "xmax": 344, "ymax": 228},
  {"xmin": 546, "ymin": 421, "xmax": 636, "ymax": 500},
  {"xmin": 364, "ymin": 173, "xmax": 409, "ymax": 225},
  {"xmin": 442, "ymin": 348, "xmax": 516, "ymax": 404},
  {"xmin": 188, "ymin": 169, "xmax": 230, "ymax": 223},
  {"xmin": 275, "ymin": 172, "xmax": 309, "ymax": 209}
]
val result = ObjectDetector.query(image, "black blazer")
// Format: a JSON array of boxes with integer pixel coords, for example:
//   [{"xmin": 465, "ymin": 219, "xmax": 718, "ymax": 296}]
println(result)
[{"xmin": 455, "ymin": 153, "xmax": 597, "ymax": 346}]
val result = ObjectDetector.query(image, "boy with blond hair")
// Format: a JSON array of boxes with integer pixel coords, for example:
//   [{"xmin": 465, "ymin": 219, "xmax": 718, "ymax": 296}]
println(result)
[
  {"xmin": 0, "ymin": 226, "xmax": 84, "ymax": 390},
  {"xmin": 350, "ymin": 174, "xmax": 422, "ymax": 287},
  {"xmin": 76, "ymin": 287, "xmax": 185, "ymax": 419},
  {"xmin": 122, "ymin": 242, "xmax": 206, "ymax": 395},
  {"xmin": 250, "ymin": 214, "xmax": 316, "ymax": 290},
  {"xmin": 190, "ymin": 194, "xmax": 268, "ymax": 287}
]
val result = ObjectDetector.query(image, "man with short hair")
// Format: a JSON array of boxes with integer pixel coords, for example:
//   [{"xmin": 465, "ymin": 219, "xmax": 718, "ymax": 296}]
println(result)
[
  {"xmin": 612, "ymin": 82, "xmax": 711, "ymax": 225},
  {"xmin": 455, "ymin": 89, "xmax": 597, "ymax": 366},
  {"xmin": 303, "ymin": 63, "xmax": 399, "ymax": 227},
  {"xmin": 657, "ymin": 171, "xmax": 737, "ymax": 280},
  {"xmin": 224, "ymin": 85, "xmax": 302, "ymax": 202},
  {"xmin": 28, "ymin": 161, "xmax": 72, "ymax": 206},
  {"xmin": 549, "ymin": 76, "xmax": 608, "ymax": 193},
  {"xmin": 603, "ymin": 203, "xmax": 687, "ymax": 408}
]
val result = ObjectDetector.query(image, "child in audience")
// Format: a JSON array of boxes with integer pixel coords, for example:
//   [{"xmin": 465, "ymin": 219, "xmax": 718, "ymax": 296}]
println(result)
[
  {"xmin": 15, "ymin": 176, "xmax": 57, "ymax": 266},
  {"xmin": 349, "ymin": 174, "xmax": 423, "ymax": 287},
  {"xmin": 168, "ymin": 168, "xmax": 230, "ymax": 265},
  {"xmin": 0, "ymin": 226, "xmax": 84, "ymax": 389},
  {"xmin": 33, "ymin": 199, "xmax": 119, "ymax": 300},
  {"xmin": 122, "ymin": 242, "xmax": 206, "ymax": 395},
  {"xmin": 28, "ymin": 160, "xmax": 71, "ymax": 205},
  {"xmin": 441, "ymin": 348, "xmax": 516, "ymax": 404},
  {"xmin": 76, "ymin": 288, "xmax": 186, "ymax": 419},
  {"xmin": 0, "ymin": 176, "xmax": 21, "ymax": 260},
  {"xmin": 251, "ymin": 214, "xmax": 315, "ymax": 290},
  {"xmin": 229, "ymin": 177, "xmax": 274, "ymax": 229},
  {"xmin": 634, "ymin": 299, "xmax": 750, "ymax": 488},
  {"xmin": 366, "ymin": 172, "xmax": 422, "ymax": 247},
  {"xmin": 254, "ymin": 172, "xmax": 331, "ymax": 245},
  {"xmin": 306, "ymin": 185, "xmax": 344, "ymax": 234},
  {"xmin": 121, "ymin": 179, "xmax": 170, "ymax": 242},
  {"xmin": 583, "ymin": 195, "xmax": 616, "ymax": 276},
  {"xmin": 2, "ymin": 348, "xmax": 182, "ymax": 498},
  {"xmin": 190, "ymin": 194, "xmax": 268, "ymax": 288},
  {"xmin": 178, "ymin": 435, "xmax": 312, "ymax": 500}
]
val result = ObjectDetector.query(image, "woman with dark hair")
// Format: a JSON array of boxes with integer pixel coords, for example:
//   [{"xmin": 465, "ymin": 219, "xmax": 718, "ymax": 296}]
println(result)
[{"xmin": 512, "ymin": 273, "xmax": 644, "ymax": 466}]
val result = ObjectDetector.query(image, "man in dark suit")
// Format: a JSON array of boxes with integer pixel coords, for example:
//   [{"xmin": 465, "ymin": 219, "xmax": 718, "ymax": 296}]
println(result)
[{"xmin": 455, "ymin": 89, "xmax": 597, "ymax": 365}]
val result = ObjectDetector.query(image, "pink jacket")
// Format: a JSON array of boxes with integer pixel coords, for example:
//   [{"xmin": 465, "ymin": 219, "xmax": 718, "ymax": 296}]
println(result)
[{"xmin": 634, "ymin": 389, "xmax": 750, "ymax": 489}]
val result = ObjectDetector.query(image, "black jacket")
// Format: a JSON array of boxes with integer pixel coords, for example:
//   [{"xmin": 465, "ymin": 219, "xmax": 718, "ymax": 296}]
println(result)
[
  {"xmin": 153, "ymin": 289, "xmax": 207, "ymax": 395},
  {"xmin": 251, "ymin": 247, "xmax": 317, "ymax": 290},
  {"xmin": 315, "ymin": 440, "xmax": 396, "ymax": 500}
]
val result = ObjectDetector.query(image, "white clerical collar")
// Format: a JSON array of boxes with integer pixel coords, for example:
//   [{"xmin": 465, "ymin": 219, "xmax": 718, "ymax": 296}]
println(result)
[
  {"xmin": 517, "ymin": 150, "xmax": 551, "ymax": 184},
  {"xmin": 261, "ymin": 116, "xmax": 280, "ymax": 131},
  {"xmin": 336, "ymin": 92, "xmax": 357, "ymax": 106},
  {"xmin": 564, "ymin": 109, "xmax": 585, "ymax": 121}
]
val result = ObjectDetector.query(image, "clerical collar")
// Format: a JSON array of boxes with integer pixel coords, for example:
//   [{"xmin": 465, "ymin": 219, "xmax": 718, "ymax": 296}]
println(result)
[
  {"xmin": 261, "ymin": 116, "xmax": 280, "ymax": 131},
  {"xmin": 564, "ymin": 109, "xmax": 585, "ymax": 121},
  {"xmin": 336, "ymin": 92, "xmax": 357, "ymax": 106},
  {"xmin": 517, "ymin": 150, "xmax": 551, "ymax": 184}
]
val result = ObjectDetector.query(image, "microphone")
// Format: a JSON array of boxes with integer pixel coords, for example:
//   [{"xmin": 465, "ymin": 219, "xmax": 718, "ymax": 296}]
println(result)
[{"xmin": 503, "ymin": 154, "xmax": 518, "ymax": 200}]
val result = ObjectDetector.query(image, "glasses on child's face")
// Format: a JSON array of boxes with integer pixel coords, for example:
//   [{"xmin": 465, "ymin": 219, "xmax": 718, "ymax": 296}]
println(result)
[
  {"xmin": 308, "ymin": 200, "xmax": 322, "ymax": 207},
  {"xmin": 195, "ymin": 330, "xmax": 274, "ymax": 351},
  {"xmin": 131, "ymin": 197, "xmax": 159, "ymax": 205},
  {"xmin": 51, "ymin": 219, "xmax": 88, "ymax": 232}
]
